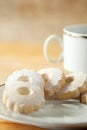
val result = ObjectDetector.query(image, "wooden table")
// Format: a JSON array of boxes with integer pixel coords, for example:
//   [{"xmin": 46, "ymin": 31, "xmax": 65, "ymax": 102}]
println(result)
[{"xmin": 0, "ymin": 43, "xmax": 64, "ymax": 130}]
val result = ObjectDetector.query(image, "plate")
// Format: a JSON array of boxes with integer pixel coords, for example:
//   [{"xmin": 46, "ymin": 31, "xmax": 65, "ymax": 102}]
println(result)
[{"xmin": 0, "ymin": 86, "xmax": 87, "ymax": 129}]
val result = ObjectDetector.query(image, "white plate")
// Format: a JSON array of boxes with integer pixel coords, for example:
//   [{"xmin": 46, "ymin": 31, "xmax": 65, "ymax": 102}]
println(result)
[{"xmin": 0, "ymin": 86, "xmax": 87, "ymax": 129}]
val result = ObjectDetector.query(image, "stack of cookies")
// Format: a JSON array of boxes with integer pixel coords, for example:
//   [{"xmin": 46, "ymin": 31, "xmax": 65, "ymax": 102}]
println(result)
[
  {"xmin": 2, "ymin": 68, "xmax": 87, "ymax": 114},
  {"xmin": 38, "ymin": 68, "xmax": 87, "ymax": 101}
]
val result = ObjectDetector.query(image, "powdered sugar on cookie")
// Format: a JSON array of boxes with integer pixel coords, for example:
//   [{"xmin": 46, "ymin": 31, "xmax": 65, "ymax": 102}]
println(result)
[
  {"xmin": 3, "ymin": 69, "xmax": 45, "ymax": 114},
  {"xmin": 38, "ymin": 68, "xmax": 65, "ymax": 97},
  {"xmin": 56, "ymin": 73, "xmax": 87, "ymax": 100}
]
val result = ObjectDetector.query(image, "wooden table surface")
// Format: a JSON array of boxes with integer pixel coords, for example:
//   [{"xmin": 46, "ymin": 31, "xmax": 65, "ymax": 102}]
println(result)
[{"xmin": 0, "ymin": 43, "xmax": 64, "ymax": 130}]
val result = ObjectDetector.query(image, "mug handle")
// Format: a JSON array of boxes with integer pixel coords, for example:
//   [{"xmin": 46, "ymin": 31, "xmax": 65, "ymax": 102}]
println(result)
[{"xmin": 43, "ymin": 34, "xmax": 63, "ymax": 63}]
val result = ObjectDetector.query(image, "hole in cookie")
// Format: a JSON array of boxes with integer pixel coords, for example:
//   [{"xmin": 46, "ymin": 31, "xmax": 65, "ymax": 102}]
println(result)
[
  {"xmin": 42, "ymin": 74, "xmax": 48, "ymax": 82},
  {"xmin": 17, "ymin": 87, "xmax": 29, "ymax": 95},
  {"xmin": 66, "ymin": 76, "xmax": 74, "ymax": 84},
  {"xmin": 18, "ymin": 76, "xmax": 29, "ymax": 82}
]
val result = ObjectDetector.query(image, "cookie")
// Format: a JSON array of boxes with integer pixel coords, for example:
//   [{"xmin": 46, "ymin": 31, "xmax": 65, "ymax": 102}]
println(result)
[
  {"xmin": 38, "ymin": 67, "xmax": 66, "ymax": 98},
  {"xmin": 5, "ymin": 69, "xmax": 45, "ymax": 90},
  {"xmin": 80, "ymin": 92, "xmax": 87, "ymax": 104},
  {"xmin": 3, "ymin": 69, "xmax": 45, "ymax": 114},
  {"xmin": 65, "ymin": 74, "xmax": 74, "ymax": 84},
  {"xmin": 56, "ymin": 73, "xmax": 87, "ymax": 100}
]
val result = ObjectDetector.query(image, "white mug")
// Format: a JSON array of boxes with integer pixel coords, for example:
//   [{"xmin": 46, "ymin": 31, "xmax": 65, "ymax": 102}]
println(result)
[{"xmin": 44, "ymin": 24, "xmax": 87, "ymax": 73}]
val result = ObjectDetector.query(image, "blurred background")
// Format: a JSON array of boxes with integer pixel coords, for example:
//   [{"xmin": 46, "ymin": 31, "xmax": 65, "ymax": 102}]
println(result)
[
  {"xmin": 0, "ymin": 0, "xmax": 87, "ymax": 43},
  {"xmin": 0, "ymin": 1, "xmax": 87, "ymax": 128}
]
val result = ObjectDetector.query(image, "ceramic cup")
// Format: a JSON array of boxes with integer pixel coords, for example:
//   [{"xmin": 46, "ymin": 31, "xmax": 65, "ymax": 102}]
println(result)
[{"xmin": 44, "ymin": 24, "xmax": 87, "ymax": 73}]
